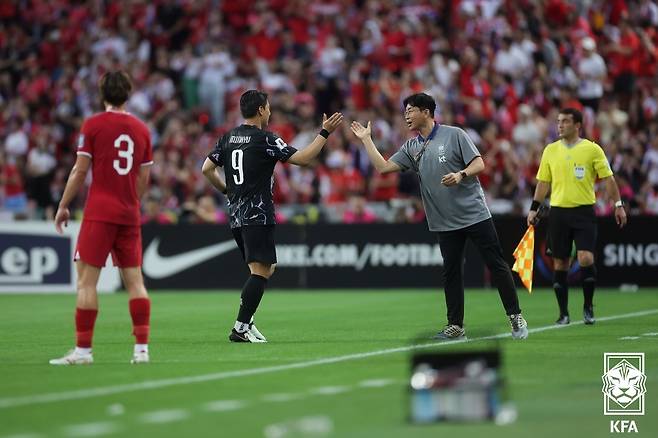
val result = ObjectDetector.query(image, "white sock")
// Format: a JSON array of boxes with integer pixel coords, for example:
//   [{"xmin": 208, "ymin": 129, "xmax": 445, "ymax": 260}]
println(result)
[
  {"xmin": 75, "ymin": 347, "xmax": 92, "ymax": 355},
  {"xmin": 134, "ymin": 344, "xmax": 148, "ymax": 354},
  {"xmin": 234, "ymin": 321, "xmax": 249, "ymax": 333}
]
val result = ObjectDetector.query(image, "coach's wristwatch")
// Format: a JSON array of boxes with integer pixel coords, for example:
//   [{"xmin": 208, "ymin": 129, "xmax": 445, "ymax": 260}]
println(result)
[
  {"xmin": 614, "ymin": 200, "xmax": 624, "ymax": 209},
  {"xmin": 459, "ymin": 171, "xmax": 468, "ymax": 180}
]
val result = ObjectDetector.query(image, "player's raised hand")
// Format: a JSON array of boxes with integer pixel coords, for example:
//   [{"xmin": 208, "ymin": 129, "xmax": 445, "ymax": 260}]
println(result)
[
  {"xmin": 322, "ymin": 112, "xmax": 344, "ymax": 133},
  {"xmin": 350, "ymin": 121, "xmax": 371, "ymax": 140},
  {"xmin": 54, "ymin": 206, "xmax": 70, "ymax": 235}
]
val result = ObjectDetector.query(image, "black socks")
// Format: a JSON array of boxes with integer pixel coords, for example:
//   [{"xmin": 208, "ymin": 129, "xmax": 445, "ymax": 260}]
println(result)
[
  {"xmin": 553, "ymin": 270, "xmax": 569, "ymax": 316},
  {"xmin": 237, "ymin": 274, "xmax": 268, "ymax": 325},
  {"xmin": 581, "ymin": 265, "xmax": 596, "ymax": 308}
]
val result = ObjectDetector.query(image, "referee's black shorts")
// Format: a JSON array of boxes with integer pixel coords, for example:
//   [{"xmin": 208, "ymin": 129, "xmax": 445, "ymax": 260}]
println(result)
[
  {"xmin": 231, "ymin": 225, "xmax": 277, "ymax": 264},
  {"xmin": 547, "ymin": 205, "xmax": 597, "ymax": 259}
]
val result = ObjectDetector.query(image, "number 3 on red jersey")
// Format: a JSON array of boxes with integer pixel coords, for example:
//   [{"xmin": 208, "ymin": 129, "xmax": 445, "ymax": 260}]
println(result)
[{"xmin": 113, "ymin": 134, "xmax": 134, "ymax": 175}]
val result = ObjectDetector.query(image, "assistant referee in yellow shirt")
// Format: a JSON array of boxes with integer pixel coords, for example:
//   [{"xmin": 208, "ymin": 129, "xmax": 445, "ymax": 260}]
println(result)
[{"xmin": 527, "ymin": 108, "xmax": 627, "ymax": 325}]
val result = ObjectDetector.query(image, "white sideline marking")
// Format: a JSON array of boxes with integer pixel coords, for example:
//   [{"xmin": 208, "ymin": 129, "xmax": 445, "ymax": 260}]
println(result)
[
  {"xmin": 106, "ymin": 403, "xmax": 125, "ymax": 416},
  {"xmin": 309, "ymin": 386, "xmax": 351, "ymax": 396},
  {"xmin": 139, "ymin": 409, "xmax": 190, "ymax": 424},
  {"xmin": 261, "ymin": 393, "xmax": 304, "ymax": 403},
  {"xmin": 642, "ymin": 332, "xmax": 658, "ymax": 336},
  {"xmin": 1, "ymin": 434, "xmax": 44, "ymax": 438},
  {"xmin": 358, "ymin": 379, "xmax": 395, "ymax": 388},
  {"xmin": 1, "ymin": 309, "xmax": 656, "ymax": 410},
  {"xmin": 619, "ymin": 336, "xmax": 641, "ymax": 340},
  {"xmin": 203, "ymin": 400, "xmax": 246, "ymax": 412},
  {"xmin": 264, "ymin": 415, "xmax": 334, "ymax": 438},
  {"xmin": 62, "ymin": 422, "xmax": 118, "ymax": 437}
]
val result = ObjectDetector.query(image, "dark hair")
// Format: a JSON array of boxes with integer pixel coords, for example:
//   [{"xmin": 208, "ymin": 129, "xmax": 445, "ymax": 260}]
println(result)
[
  {"xmin": 99, "ymin": 71, "xmax": 132, "ymax": 106},
  {"xmin": 240, "ymin": 90, "xmax": 269, "ymax": 118},
  {"xmin": 559, "ymin": 108, "xmax": 583, "ymax": 125},
  {"xmin": 402, "ymin": 93, "xmax": 436, "ymax": 117}
]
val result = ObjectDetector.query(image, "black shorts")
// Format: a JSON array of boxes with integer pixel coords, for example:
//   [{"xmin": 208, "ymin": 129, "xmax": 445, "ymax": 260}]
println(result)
[
  {"xmin": 231, "ymin": 225, "xmax": 277, "ymax": 264},
  {"xmin": 547, "ymin": 205, "xmax": 597, "ymax": 258}
]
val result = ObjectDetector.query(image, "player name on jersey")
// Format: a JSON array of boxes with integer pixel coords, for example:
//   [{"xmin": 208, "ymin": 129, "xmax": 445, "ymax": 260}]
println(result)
[{"xmin": 230, "ymin": 135, "xmax": 251, "ymax": 143}]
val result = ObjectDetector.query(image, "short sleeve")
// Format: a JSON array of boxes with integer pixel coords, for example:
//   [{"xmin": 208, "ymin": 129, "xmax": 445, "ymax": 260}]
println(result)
[
  {"xmin": 265, "ymin": 132, "xmax": 297, "ymax": 162},
  {"xmin": 593, "ymin": 143, "xmax": 613, "ymax": 178},
  {"xmin": 141, "ymin": 125, "xmax": 153, "ymax": 166},
  {"xmin": 457, "ymin": 128, "xmax": 480, "ymax": 166},
  {"xmin": 536, "ymin": 148, "xmax": 552, "ymax": 182},
  {"xmin": 76, "ymin": 120, "xmax": 93, "ymax": 158},
  {"xmin": 390, "ymin": 140, "xmax": 415, "ymax": 171},
  {"xmin": 207, "ymin": 135, "xmax": 226, "ymax": 167}
]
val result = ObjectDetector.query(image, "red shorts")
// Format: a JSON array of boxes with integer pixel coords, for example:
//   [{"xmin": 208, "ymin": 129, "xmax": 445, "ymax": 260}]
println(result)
[{"xmin": 75, "ymin": 220, "xmax": 142, "ymax": 268}]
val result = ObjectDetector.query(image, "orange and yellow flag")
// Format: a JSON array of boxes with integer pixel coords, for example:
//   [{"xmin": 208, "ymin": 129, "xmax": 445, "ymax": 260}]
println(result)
[{"xmin": 512, "ymin": 225, "xmax": 535, "ymax": 293}]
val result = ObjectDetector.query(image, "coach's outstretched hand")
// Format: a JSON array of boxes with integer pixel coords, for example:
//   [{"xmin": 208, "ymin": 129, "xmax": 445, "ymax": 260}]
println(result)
[
  {"xmin": 350, "ymin": 121, "xmax": 371, "ymax": 140},
  {"xmin": 54, "ymin": 206, "xmax": 70, "ymax": 234},
  {"xmin": 322, "ymin": 112, "xmax": 344, "ymax": 133}
]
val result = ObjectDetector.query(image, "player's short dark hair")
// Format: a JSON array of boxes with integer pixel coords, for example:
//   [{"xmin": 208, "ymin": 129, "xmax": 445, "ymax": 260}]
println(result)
[
  {"xmin": 559, "ymin": 108, "xmax": 583, "ymax": 125},
  {"xmin": 402, "ymin": 93, "xmax": 436, "ymax": 117},
  {"xmin": 240, "ymin": 90, "xmax": 269, "ymax": 118},
  {"xmin": 99, "ymin": 71, "xmax": 132, "ymax": 106}
]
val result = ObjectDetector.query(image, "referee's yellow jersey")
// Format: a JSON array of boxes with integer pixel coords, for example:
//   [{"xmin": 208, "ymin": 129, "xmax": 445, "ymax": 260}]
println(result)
[{"xmin": 536, "ymin": 138, "xmax": 613, "ymax": 207}]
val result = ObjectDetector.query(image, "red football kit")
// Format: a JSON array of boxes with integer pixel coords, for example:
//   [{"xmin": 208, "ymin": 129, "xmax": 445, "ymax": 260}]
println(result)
[{"xmin": 75, "ymin": 110, "xmax": 152, "ymax": 267}]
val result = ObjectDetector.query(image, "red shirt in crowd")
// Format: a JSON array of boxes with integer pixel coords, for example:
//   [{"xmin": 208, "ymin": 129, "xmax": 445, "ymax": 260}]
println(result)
[
  {"xmin": 608, "ymin": 27, "xmax": 641, "ymax": 77},
  {"xmin": 77, "ymin": 111, "xmax": 153, "ymax": 225},
  {"xmin": 370, "ymin": 171, "xmax": 399, "ymax": 201},
  {"xmin": 2, "ymin": 163, "xmax": 24, "ymax": 197}
]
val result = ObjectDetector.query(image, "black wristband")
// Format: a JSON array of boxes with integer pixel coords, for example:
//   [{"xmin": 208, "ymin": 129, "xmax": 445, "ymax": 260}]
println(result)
[
  {"xmin": 530, "ymin": 200, "xmax": 541, "ymax": 211},
  {"xmin": 319, "ymin": 129, "xmax": 330, "ymax": 139}
]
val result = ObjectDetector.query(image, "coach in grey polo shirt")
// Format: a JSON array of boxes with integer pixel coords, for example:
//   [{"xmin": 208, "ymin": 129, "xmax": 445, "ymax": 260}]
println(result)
[
  {"xmin": 390, "ymin": 121, "xmax": 491, "ymax": 232},
  {"xmin": 351, "ymin": 92, "xmax": 528, "ymax": 341}
]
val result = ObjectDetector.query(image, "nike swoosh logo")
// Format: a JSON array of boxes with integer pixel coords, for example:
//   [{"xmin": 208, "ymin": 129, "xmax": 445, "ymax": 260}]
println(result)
[{"xmin": 142, "ymin": 238, "xmax": 238, "ymax": 279}]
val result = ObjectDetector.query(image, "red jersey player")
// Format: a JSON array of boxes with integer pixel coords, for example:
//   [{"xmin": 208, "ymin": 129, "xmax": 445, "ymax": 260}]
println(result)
[{"xmin": 50, "ymin": 71, "xmax": 153, "ymax": 365}]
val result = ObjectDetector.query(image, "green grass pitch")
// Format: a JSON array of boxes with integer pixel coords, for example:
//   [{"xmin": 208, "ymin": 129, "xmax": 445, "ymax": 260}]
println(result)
[{"xmin": 1, "ymin": 289, "xmax": 657, "ymax": 438}]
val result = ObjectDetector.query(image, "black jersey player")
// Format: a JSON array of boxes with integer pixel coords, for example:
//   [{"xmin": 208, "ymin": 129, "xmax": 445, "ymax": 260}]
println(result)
[{"xmin": 202, "ymin": 90, "xmax": 343, "ymax": 342}]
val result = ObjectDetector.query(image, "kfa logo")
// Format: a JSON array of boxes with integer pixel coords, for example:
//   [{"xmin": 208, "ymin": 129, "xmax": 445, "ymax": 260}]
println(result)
[
  {"xmin": 603, "ymin": 353, "xmax": 645, "ymax": 434},
  {"xmin": 610, "ymin": 420, "xmax": 638, "ymax": 433},
  {"xmin": 602, "ymin": 353, "xmax": 646, "ymax": 415},
  {"xmin": 0, "ymin": 234, "xmax": 71, "ymax": 285}
]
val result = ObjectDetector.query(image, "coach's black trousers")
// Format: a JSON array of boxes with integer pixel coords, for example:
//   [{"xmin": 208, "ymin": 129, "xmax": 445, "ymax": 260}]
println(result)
[{"xmin": 437, "ymin": 218, "xmax": 521, "ymax": 327}]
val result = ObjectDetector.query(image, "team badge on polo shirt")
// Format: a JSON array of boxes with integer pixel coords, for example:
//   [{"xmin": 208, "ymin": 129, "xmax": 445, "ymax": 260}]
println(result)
[{"xmin": 437, "ymin": 144, "xmax": 447, "ymax": 162}]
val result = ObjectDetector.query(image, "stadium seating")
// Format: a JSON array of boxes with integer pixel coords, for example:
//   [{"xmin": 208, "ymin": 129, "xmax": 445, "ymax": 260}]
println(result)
[{"xmin": 1, "ymin": 0, "xmax": 657, "ymax": 222}]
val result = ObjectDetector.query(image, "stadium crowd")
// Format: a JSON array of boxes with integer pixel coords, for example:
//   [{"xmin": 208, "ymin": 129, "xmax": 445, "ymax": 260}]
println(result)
[{"xmin": 1, "ymin": 0, "xmax": 658, "ymax": 224}]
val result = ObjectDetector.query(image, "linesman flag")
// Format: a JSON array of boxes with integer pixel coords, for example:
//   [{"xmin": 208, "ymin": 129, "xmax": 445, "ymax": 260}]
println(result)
[{"xmin": 512, "ymin": 225, "xmax": 535, "ymax": 293}]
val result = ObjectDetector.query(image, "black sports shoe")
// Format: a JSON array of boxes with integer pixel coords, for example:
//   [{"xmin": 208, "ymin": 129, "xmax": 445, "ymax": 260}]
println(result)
[
  {"xmin": 229, "ymin": 328, "xmax": 254, "ymax": 343},
  {"xmin": 555, "ymin": 314, "xmax": 570, "ymax": 325},
  {"xmin": 432, "ymin": 324, "xmax": 466, "ymax": 340},
  {"xmin": 583, "ymin": 306, "xmax": 595, "ymax": 325}
]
